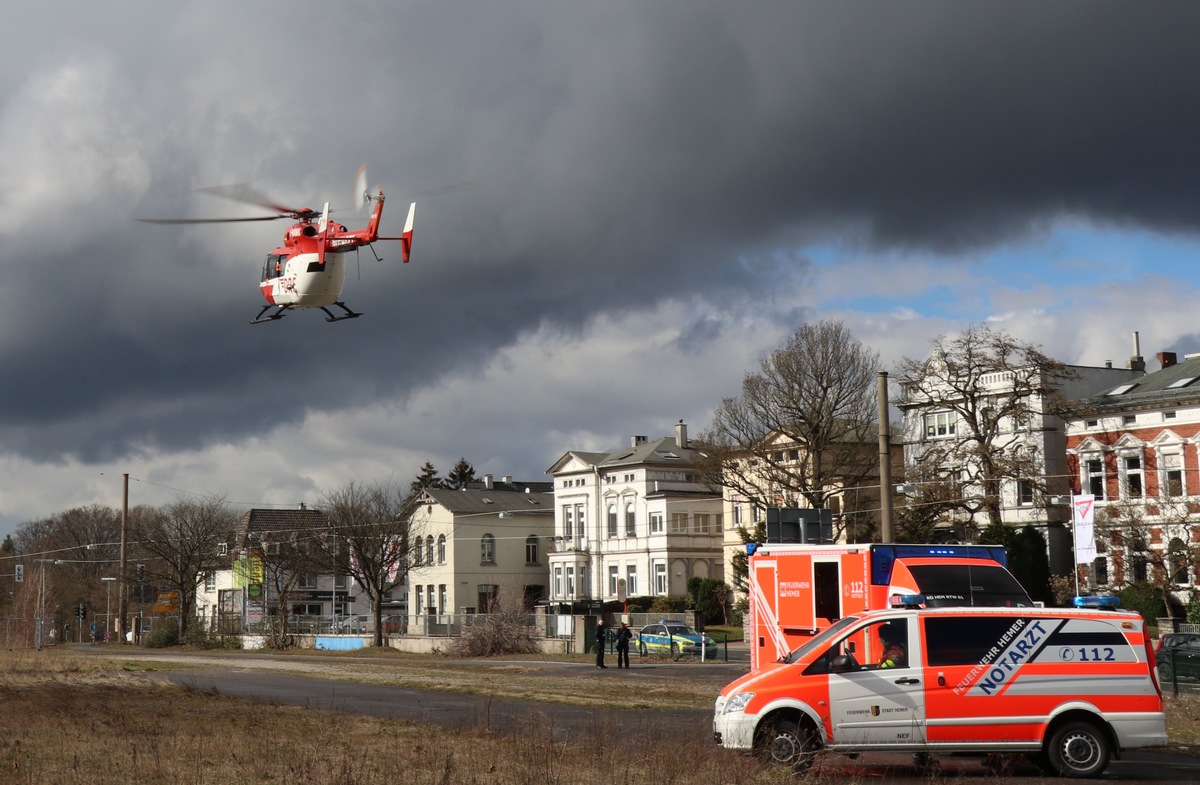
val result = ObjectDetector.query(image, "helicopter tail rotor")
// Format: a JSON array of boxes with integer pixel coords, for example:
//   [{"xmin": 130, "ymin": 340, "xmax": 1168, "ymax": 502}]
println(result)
[{"xmin": 354, "ymin": 164, "xmax": 370, "ymax": 211}]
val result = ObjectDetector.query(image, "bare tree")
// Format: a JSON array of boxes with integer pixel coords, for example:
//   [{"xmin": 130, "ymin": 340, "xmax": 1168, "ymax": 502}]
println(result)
[
  {"xmin": 1095, "ymin": 493, "xmax": 1196, "ymax": 618},
  {"xmin": 253, "ymin": 531, "xmax": 316, "ymax": 646},
  {"xmin": 11, "ymin": 506, "xmax": 122, "ymax": 640},
  {"xmin": 897, "ymin": 324, "xmax": 1077, "ymax": 534},
  {"xmin": 695, "ymin": 320, "xmax": 882, "ymax": 540},
  {"xmin": 893, "ymin": 469, "xmax": 964, "ymax": 543},
  {"xmin": 131, "ymin": 496, "xmax": 238, "ymax": 638},
  {"xmin": 313, "ymin": 479, "xmax": 423, "ymax": 647}
]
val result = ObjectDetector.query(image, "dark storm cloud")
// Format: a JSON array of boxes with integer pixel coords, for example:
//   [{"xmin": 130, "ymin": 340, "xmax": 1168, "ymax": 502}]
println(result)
[{"xmin": 4, "ymin": 1, "xmax": 1200, "ymax": 468}]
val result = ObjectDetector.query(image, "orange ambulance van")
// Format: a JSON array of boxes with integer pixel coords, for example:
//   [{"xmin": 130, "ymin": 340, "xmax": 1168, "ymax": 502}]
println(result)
[
  {"xmin": 747, "ymin": 543, "xmax": 1033, "ymax": 671},
  {"xmin": 714, "ymin": 598, "xmax": 1167, "ymax": 778}
]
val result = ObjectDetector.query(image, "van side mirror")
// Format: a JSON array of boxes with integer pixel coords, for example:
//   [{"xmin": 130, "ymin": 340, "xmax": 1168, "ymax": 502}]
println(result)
[{"xmin": 830, "ymin": 654, "xmax": 857, "ymax": 673}]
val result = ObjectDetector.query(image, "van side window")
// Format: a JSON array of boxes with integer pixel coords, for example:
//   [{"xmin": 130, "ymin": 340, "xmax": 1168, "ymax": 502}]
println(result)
[
  {"xmin": 908, "ymin": 564, "xmax": 1031, "ymax": 608},
  {"xmin": 924, "ymin": 617, "xmax": 1026, "ymax": 666}
]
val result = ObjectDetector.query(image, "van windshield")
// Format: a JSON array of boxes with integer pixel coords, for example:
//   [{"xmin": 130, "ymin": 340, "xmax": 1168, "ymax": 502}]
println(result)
[
  {"xmin": 781, "ymin": 615, "xmax": 859, "ymax": 664},
  {"xmin": 909, "ymin": 563, "xmax": 1033, "ymax": 607}
]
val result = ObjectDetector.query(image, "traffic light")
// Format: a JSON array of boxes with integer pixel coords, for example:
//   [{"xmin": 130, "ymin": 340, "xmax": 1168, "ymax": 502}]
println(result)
[
  {"xmin": 136, "ymin": 563, "xmax": 145, "ymax": 582},
  {"xmin": 75, "ymin": 603, "xmax": 88, "ymax": 620},
  {"xmin": 13, "ymin": 564, "xmax": 22, "ymax": 583}
]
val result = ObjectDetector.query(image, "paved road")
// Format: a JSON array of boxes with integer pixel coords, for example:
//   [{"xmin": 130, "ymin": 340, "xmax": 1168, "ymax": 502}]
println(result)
[{"xmin": 84, "ymin": 645, "xmax": 1200, "ymax": 782}]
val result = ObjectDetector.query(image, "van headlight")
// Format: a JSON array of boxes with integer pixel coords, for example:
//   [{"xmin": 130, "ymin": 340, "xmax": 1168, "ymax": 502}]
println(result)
[{"xmin": 723, "ymin": 692, "xmax": 754, "ymax": 714}]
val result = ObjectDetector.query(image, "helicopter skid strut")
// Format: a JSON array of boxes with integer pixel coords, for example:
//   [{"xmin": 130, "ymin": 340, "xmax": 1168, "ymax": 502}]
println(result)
[
  {"xmin": 250, "ymin": 304, "xmax": 290, "ymax": 324},
  {"xmin": 249, "ymin": 302, "xmax": 361, "ymax": 324},
  {"xmin": 321, "ymin": 302, "xmax": 362, "ymax": 322}
]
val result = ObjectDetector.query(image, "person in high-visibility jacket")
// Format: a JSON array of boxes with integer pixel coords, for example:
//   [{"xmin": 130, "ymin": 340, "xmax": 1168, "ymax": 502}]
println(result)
[{"xmin": 878, "ymin": 621, "xmax": 907, "ymax": 668}]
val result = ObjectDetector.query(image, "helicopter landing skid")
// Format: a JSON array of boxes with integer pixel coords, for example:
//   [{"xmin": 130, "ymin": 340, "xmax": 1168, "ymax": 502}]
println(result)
[
  {"xmin": 321, "ymin": 302, "xmax": 362, "ymax": 322},
  {"xmin": 250, "ymin": 304, "xmax": 291, "ymax": 324}
]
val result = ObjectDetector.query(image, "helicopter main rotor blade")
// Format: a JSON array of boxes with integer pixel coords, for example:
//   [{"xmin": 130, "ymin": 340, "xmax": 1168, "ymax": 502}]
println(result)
[
  {"xmin": 196, "ymin": 182, "xmax": 302, "ymax": 215},
  {"xmin": 135, "ymin": 215, "xmax": 285, "ymax": 224}
]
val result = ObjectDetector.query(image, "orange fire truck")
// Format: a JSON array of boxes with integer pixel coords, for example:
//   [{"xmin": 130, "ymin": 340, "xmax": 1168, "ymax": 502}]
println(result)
[{"xmin": 747, "ymin": 543, "xmax": 1034, "ymax": 671}]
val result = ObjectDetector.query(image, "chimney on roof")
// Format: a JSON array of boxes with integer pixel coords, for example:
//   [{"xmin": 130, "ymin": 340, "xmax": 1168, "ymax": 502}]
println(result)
[
  {"xmin": 502, "ymin": 475, "xmax": 512, "ymax": 484},
  {"xmin": 631, "ymin": 435, "xmax": 647, "ymax": 447},
  {"xmin": 484, "ymin": 474, "xmax": 493, "ymax": 490},
  {"xmin": 1158, "ymin": 351, "xmax": 1178, "ymax": 369},
  {"xmin": 1129, "ymin": 331, "xmax": 1146, "ymax": 372},
  {"xmin": 675, "ymin": 419, "xmax": 688, "ymax": 448},
  {"xmin": 299, "ymin": 502, "xmax": 306, "ymax": 511}
]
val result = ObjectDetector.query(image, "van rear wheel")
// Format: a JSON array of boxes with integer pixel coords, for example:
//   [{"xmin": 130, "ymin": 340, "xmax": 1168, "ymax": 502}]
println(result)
[
  {"xmin": 757, "ymin": 717, "xmax": 818, "ymax": 773},
  {"xmin": 1046, "ymin": 721, "xmax": 1110, "ymax": 778}
]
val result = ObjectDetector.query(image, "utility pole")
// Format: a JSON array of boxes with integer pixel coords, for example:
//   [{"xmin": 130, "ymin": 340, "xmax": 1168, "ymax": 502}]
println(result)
[
  {"xmin": 877, "ymin": 371, "xmax": 894, "ymax": 543},
  {"xmin": 117, "ymin": 473, "xmax": 128, "ymax": 643}
]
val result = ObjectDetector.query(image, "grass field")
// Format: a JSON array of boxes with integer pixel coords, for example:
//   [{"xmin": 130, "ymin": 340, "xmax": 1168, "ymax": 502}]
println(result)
[{"xmin": 1, "ymin": 648, "xmax": 1197, "ymax": 784}]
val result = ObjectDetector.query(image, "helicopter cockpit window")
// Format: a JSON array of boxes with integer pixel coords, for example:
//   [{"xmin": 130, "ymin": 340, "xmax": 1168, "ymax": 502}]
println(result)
[{"xmin": 264, "ymin": 254, "xmax": 286, "ymax": 279}]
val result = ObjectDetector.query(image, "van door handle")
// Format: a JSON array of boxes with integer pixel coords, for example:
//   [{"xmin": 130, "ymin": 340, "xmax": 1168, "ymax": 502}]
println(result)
[{"xmin": 894, "ymin": 677, "xmax": 920, "ymax": 685}]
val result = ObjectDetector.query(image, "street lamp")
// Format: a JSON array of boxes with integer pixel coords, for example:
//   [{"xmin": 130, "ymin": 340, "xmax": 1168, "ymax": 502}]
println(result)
[
  {"xmin": 33, "ymin": 558, "xmax": 61, "ymax": 649},
  {"xmin": 101, "ymin": 577, "xmax": 116, "ymax": 643}
]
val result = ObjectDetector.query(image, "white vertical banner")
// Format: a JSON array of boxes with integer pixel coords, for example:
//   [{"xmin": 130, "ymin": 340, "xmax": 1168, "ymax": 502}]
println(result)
[{"xmin": 1073, "ymin": 494, "xmax": 1097, "ymax": 564}]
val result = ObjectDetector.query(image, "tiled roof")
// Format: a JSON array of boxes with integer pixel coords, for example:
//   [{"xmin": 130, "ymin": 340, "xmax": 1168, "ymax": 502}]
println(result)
[
  {"xmin": 233, "ymin": 508, "xmax": 328, "ymax": 538},
  {"xmin": 420, "ymin": 486, "xmax": 554, "ymax": 515},
  {"xmin": 1079, "ymin": 355, "xmax": 1200, "ymax": 409}
]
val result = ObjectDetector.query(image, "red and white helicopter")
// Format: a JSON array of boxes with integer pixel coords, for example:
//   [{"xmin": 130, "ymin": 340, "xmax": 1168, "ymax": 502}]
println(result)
[{"xmin": 139, "ymin": 166, "xmax": 414, "ymax": 323}]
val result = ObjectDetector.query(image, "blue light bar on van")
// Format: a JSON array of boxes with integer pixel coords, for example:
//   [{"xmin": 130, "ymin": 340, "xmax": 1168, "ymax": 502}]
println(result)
[
  {"xmin": 889, "ymin": 594, "xmax": 926, "ymax": 608},
  {"xmin": 870, "ymin": 544, "xmax": 1010, "ymax": 585},
  {"xmin": 746, "ymin": 543, "xmax": 759, "ymax": 556},
  {"xmin": 1074, "ymin": 595, "xmax": 1121, "ymax": 609}
]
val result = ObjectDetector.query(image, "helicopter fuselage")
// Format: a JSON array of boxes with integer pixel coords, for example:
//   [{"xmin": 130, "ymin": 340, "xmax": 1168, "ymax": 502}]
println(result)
[{"xmin": 259, "ymin": 215, "xmax": 357, "ymax": 308}]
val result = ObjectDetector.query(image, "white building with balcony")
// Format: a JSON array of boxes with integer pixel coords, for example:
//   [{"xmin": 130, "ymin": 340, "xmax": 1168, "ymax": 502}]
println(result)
[{"xmin": 546, "ymin": 421, "xmax": 725, "ymax": 604}]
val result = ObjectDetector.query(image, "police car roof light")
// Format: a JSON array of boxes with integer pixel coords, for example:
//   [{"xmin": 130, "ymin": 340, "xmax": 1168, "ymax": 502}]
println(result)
[{"xmin": 1074, "ymin": 595, "xmax": 1121, "ymax": 609}]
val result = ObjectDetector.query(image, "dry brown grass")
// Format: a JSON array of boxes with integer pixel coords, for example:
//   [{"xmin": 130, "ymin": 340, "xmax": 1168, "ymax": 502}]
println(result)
[
  {"xmin": 2, "ymin": 648, "xmax": 1196, "ymax": 784},
  {"xmin": 1164, "ymin": 691, "xmax": 1200, "ymax": 747},
  {"xmin": 0, "ymin": 650, "xmax": 789, "ymax": 785}
]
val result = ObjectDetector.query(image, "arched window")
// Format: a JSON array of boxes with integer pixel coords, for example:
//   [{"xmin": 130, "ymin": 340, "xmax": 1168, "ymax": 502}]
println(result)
[
  {"xmin": 1169, "ymin": 537, "xmax": 1188, "ymax": 585},
  {"xmin": 481, "ymin": 533, "xmax": 496, "ymax": 564},
  {"xmin": 1132, "ymin": 554, "xmax": 1148, "ymax": 583},
  {"xmin": 437, "ymin": 534, "xmax": 446, "ymax": 564},
  {"xmin": 525, "ymin": 535, "xmax": 539, "ymax": 565},
  {"xmin": 625, "ymin": 502, "xmax": 636, "ymax": 537},
  {"xmin": 425, "ymin": 536, "xmax": 435, "ymax": 566},
  {"xmin": 412, "ymin": 539, "xmax": 423, "ymax": 566},
  {"xmin": 607, "ymin": 503, "xmax": 618, "ymax": 538}
]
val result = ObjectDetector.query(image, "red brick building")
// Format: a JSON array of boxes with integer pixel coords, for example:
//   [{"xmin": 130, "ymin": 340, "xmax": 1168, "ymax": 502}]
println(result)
[{"xmin": 1064, "ymin": 351, "xmax": 1200, "ymax": 596}]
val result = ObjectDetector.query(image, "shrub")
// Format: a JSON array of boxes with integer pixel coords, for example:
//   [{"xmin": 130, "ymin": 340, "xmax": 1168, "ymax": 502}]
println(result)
[
  {"xmin": 446, "ymin": 585, "xmax": 541, "ymax": 658},
  {"xmin": 1117, "ymin": 583, "xmax": 1178, "ymax": 622},
  {"xmin": 686, "ymin": 577, "xmax": 729, "ymax": 626},
  {"xmin": 648, "ymin": 595, "xmax": 689, "ymax": 614},
  {"xmin": 144, "ymin": 618, "xmax": 180, "ymax": 648}
]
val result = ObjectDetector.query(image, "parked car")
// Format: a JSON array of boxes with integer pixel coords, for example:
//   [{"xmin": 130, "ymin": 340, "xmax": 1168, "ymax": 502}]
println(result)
[
  {"xmin": 638, "ymin": 621, "xmax": 717, "ymax": 660},
  {"xmin": 1156, "ymin": 632, "xmax": 1200, "ymax": 682}
]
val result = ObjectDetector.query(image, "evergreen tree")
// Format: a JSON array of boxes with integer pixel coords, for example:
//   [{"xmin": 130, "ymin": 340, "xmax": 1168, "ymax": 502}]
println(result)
[
  {"xmin": 446, "ymin": 458, "xmax": 478, "ymax": 489},
  {"xmin": 410, "ymin": 461, "xmax": 443, "ymax": 496}
]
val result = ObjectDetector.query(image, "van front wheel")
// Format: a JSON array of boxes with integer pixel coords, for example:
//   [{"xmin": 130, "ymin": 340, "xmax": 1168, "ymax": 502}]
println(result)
[
  {"xmin": 1046, "ymin": 721, "xmax": 1110, "ymax": 778},
  {"xmin": 757, "ymin": 717, "xmax": 818, "ymax": 773}
]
